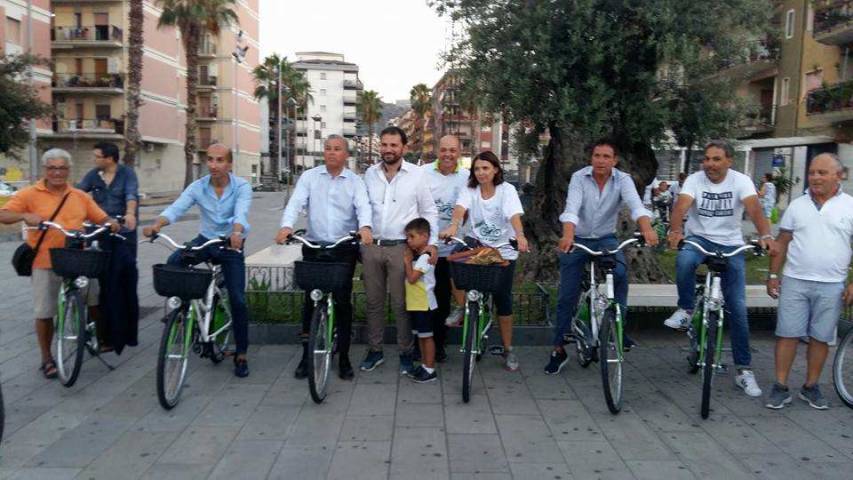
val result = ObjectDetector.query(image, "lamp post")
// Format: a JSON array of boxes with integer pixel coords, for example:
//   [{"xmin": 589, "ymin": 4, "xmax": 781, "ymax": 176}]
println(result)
[
  {"xmin": 232, "ymin": 30, "xmax": 248, "ymax": 176},
  {"xmin": 275, "ymin": 63, "xmax": 282, "ymax": 182},
  {"xmin": 311, "ymin": 114, "xmax": 322, "ymax": 167}
]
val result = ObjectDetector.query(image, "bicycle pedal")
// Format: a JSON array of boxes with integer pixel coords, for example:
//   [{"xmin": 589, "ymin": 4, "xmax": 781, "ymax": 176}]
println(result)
[
  {"xmin": 488, "ymin": 345, "xmax": 505, "ymax": 356},
  {"xmin": 715, "ymin": 364, "xmax": 729, "ymax": 375}
]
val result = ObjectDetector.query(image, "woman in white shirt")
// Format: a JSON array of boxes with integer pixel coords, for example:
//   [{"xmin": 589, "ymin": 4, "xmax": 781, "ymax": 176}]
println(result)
[
  {"xmin": 758, "ymin": 173, "xmax": 777, "ymax": 219},
  {"xmin": 440, "ymin": 151, "xmax": 529, "ymax": 371}
]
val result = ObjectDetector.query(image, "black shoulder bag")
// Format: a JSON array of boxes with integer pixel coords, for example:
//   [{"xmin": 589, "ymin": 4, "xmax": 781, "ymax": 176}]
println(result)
[{"xmin": 11, "ymin": 192, "xmax": 71, "ymax": 277}]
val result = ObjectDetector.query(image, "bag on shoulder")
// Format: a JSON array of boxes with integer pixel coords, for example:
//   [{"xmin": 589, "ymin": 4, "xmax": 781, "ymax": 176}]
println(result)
[{"xmin": 10, "ymin": 191, "xmax": 71, "ymax": 277}]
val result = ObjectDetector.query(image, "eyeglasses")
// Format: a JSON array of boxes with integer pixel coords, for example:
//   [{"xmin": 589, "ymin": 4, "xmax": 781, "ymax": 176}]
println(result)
[{"xmin": 45, "ymin": 166, "xmax": 70, "ymax": 172}]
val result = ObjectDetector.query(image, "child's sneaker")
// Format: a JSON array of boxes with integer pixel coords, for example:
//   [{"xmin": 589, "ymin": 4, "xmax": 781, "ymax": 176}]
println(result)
[{"xmin": 411, "ymin": 365, "xmax": 437, "ymax": 383}]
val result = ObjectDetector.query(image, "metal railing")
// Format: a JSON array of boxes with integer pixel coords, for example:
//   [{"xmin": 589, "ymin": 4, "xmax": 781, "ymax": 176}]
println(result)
[
  {"xmin": 742, "ymin": 104, "xmax": 776, "ymax": 128},
  {"xmin": 343, "ymin": 79, "xmax": 363, "ymax": 89},
  {"xmin": 199, "ymin": 76, "xmax": 218, "ymax": 87},
  {"xmin": 53, "ymin": 118, "xmax": 123, "ymax": 134},
  {"xmin": 815, "ymin": 0, "xmax": 853, "ymax": 35},
  {"xmin": 52, "ymin": 25, "xmax": 123, "ymax": 42},
  {"xmin": 806, "ymin": 80, "xmax": 853, "ymax": 115},
  {"xmin": 53, "ymin": 73, "xmax": 125, "ymax": 89},
  {"xmin": 198, "ymin": 106, "xmax": 218, "ymax": 118}
]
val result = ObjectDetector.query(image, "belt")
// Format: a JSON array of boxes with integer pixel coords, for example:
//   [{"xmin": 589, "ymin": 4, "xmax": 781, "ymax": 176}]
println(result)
[{"xmin": 373, "ymin": 239, "xmax": 407, "ymax": 246}]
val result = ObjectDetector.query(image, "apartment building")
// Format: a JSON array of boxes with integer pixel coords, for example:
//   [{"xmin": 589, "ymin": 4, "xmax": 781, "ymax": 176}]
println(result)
[
  {"xmin": 292, "ymin": 51, "xmax": 363, "ymax": 171},
  {"xmin": 0, "ymin": 0, "xmax": 51, "ymax": 184},
  {"xmin": 39, "ymin": 0, "xmax": 260, "ymax": 195}
]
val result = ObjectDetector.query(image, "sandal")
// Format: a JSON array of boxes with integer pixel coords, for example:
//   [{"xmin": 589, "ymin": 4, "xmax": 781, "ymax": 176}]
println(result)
[
  {"xmin": 40, "ymin": 359, "xmax": 58, "ymax": 379},
  {"xmin": 98, "ymin": 345, "xmax": 115, "ymax": 354}
]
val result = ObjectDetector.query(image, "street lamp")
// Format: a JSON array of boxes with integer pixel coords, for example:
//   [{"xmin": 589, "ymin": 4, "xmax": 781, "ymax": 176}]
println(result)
[
  {"xmin": 232, "ymin": 30, "xmax": 249, "ymax": 176},
  {"xmin": 311, "ymin": 114, "xmax": 322, "ymax": 166}
]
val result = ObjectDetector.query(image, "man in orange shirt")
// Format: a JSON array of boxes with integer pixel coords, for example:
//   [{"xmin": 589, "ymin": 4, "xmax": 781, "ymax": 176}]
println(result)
[{"xmin": 0, "ymin": 149, "xmax": 116, "ymax": 379}]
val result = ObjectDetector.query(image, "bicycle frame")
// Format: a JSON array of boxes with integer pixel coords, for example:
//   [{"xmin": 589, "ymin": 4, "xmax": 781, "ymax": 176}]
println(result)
[
  {"xmin": 696, "ymin": 271, "xmax": 725, "ymax": 372},
  {"xmin": 460, "ymin": 290, "xmax": 493, "ymax": 356},
  {"xmin": 185, "ymin": 264, "xmax": 231, "ymax": 344}
]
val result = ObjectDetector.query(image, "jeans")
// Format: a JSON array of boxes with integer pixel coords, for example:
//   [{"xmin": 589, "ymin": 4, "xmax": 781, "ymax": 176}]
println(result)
[
  {"xmin": 554, "ymin": 235, "xmax": 628, "ymax": 346},
  {"xmin": 167, "ymin": 235, "xmax": 250, "ymax": 355},
  {"xmin": 676, "ymin": 235, "xmax": 750, "ymax": 368},
  {"xmin": 300, "ymin": 244, "xmax": 358, "ymax": 357}
]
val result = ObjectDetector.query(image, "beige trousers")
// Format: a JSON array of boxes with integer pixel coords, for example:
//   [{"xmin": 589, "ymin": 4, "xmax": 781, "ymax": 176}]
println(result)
[{"xmin": 360, "ymin": 243, "xmax": 413, "ymax": 354}]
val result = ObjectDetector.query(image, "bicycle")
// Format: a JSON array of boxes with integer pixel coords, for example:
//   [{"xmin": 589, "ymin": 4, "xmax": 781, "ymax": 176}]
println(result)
[
  {"xmin": 286, "ymin": 230, "xmax": 360, "ymax": 403},
  {"xmin": 31, "ymin": 221, "xmax": 121, "ymax": 387},
  {"xmin": 444, "ymin": 236, "xmax": 517, "ymax": 403},
  {"xmin": 833, "ymin": 317, "xmax": 853, "ymax": 409},
  {"xmin": 143, "ymin": 233, "xmax": 235, "ymax": 410},
  {"xmin": 677, "ymin": 239, "xmax": 763, "ymax": 419},
  {"xmin": 568, "ymin": 235, "xmax": 643, "ymax": 414}
]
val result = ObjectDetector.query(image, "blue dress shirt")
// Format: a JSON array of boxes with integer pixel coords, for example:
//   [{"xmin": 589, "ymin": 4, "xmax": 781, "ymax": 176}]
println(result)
[
  {"xmin": 161, "ymin": 173, "xmax": 252, "ymax": 238},
  {"xmin": 77, "ymin": 164, "xmax": 139, "ymax": 227},
  {"xmin": 559, "ymin": 166, "xmax": 650, "ymax": 238}
]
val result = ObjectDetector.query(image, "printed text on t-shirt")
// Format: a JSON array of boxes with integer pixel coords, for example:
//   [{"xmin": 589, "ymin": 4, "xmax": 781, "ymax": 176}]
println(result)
[{"xmin": 697, "ymin": 191, "xmax": 734, "ymax": 217}]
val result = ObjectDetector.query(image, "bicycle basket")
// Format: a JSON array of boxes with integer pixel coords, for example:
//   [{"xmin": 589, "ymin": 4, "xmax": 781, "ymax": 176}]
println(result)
[
  {"xmin": 294, "ymin": 261, "xmax": 352, "ymax": 292},
  {"xmin": 152, "ymin": 264, "xmax": 212, "ymax": 300},
  {"xmin": 50, "ymin": 248, "xmax": 110, "ymax": 279},
  {"xmin": 449, "ymin": 261, "xmax": 505, "ymax": 293}
]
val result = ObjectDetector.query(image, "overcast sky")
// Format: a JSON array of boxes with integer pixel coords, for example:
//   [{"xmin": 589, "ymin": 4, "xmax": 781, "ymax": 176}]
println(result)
[{"xmin": 259, "ymin": 0, "xmax": 451, "ymax": 103}]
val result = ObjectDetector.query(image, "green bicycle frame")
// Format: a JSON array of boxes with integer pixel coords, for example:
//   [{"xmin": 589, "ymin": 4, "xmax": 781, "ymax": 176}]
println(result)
[
  {"xmin": 325, "ymin": 294, "xmax": 336, "ymax": 349},
  {"xmin": 166, "ymin": 304, "xmax": 196, "ymax": 359},
  {"xmin": 460, "ymin": 296, "xmax": 489, "ymax": 355},
  {"xmin": 697, "ymin": 304, "xmax": 725, "ymax": 369}
]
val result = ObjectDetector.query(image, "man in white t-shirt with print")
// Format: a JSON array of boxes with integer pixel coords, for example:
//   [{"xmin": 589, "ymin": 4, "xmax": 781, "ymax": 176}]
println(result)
[
  {"xmin": 665, "ymin": 140, "xmax": 775, "ymax": 398},
  {"xmin": 421, "ymin": 135, "xmax": 469, "ymax": 362},
  {"xmin": 764, "ymin": 153, "xmax": 853, "ymax": 410}
]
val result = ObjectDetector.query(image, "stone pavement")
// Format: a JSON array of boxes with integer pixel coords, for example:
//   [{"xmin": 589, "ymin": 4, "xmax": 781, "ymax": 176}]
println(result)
[{"xmin": 0, "ymin": 193, "xmax": 851, "ymax": 479}]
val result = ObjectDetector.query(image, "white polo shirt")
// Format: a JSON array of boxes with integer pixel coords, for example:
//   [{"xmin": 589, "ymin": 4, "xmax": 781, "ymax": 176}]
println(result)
[{"xmin": 779, "ymin": 188, "xmax": 853, "ymax": 283}]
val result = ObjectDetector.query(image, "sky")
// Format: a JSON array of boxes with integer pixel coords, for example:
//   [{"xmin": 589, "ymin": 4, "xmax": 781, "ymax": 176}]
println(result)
[{"xmin": 259, "ymin": 0, "xmax": 452, "ymax": 103}]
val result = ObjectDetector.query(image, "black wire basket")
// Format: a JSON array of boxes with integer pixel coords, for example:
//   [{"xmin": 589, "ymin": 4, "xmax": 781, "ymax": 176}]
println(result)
[
  {"xmin": 50, "ymin": 248, "xmax": 110, "ymax": 279},
  {"xmin": 294, "ymin": 261, "xmax": 352, "ymax": 293},
  {"xmin": 152, "ymin": 264, "xmax": 212, "ymax": 300},
  {"xmin": 449, "ymin": 261, "xmax": 506, "ymax": 294}
]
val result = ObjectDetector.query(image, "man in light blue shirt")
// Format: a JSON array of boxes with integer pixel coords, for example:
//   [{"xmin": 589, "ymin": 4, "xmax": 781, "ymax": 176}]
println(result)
[
  {"xmin": 144, "ymin": 143, "xmax": 253, "ymax": 377},
  {"xmin": 276, "ymin": 135, "xmax": 373, "ymax": 380},
  {"xmin": 544, "ymin": 139, "xmax": 658, "ymax": 375}
]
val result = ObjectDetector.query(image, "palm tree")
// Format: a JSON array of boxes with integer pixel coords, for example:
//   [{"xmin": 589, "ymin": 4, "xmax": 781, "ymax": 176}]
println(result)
[
  {"xmin": 252, "ymin": 54, "xmax": 312, "ymax": 177},
  {"xmin": 357, "ymin": 90, "xmax": 383, "ymax": 170},
  {"xmin": 124, "ymin": 0, "xmax": 144, "ymax": 166},
  {"xmin": 157, "ymin": 0, "xmax": 238, "ymax": 187},
  {"xmin": 409, "ymin": 83, "xmax": 432, "ymax": 159}
]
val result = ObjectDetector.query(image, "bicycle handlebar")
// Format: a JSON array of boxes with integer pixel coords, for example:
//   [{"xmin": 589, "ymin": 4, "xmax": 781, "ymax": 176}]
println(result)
[
  {"xmin": 32, "ymin": 221, "xmax": 126, "ymax": 241},
  {"xmin": 680, "ymin": 239, "xmax": 762, "ymax": 258},
  {"xmin": 142, "ymin": 232, "xmax": 231, "ymax": 252},
  {"xmin": 286, "ymin": 230, "xmax": 361, "ymax": 249},
  {"xmin": 570, "ymin": 237, "xmax": 641, "ymax": 257},
  {"xmin": 442, "ymin": 235, "xmax": 518, "ymax": 251}
]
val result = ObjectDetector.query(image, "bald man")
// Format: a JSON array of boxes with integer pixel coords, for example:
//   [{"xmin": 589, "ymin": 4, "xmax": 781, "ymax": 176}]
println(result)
[
  {"xmin": 765, "ymin": 153, "xmax": 853, "ymax": 410},
  {"xmin": 144, "ymin": 143, "xmax": 254, "ymax": 377},
  {"xmin": 421, "ymin": 135, "xmax": 469, "ymax": 361}
]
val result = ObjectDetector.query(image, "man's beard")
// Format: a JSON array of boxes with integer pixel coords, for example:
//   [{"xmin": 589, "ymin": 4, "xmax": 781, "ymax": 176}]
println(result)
[{"xmin": 382, "ymin": 153, "xmax": 401, "ymax": 165}]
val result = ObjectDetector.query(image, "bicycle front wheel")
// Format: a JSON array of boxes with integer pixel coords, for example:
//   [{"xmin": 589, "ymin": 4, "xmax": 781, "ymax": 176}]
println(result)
[
  {"xmin": 599, "ymin": 308, "xmax": 624, "ymax": 414},
  {"xmin": 700, "ymin": 312, "xmax": 719, "ymax": 419},
  {"xmin": 56, "ymin": 288, "xmax": 86, "ymax": 387},
  {"xmin": 157, "ymin": 307, "xmax": 192, "ymax": 410},
  {"xmin": 462, "ymin": 300, "xmax": 479, "ymax": 403},
  {"xmin": 833, "ymin": 325, "xmax": 853, "ymax": 409},
  {"xmin": 308, "ymin": 300, "xmax": 332, "ymax": 404}
]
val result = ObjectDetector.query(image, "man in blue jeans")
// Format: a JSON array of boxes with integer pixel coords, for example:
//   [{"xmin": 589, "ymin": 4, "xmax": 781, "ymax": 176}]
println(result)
[
  {"xmin": 545, "ymin": 139, "xmax": 658, "ymax": 375},
  {"xmin": 665, "ymin": 140, "xmax": 775, "ymax": 398},
  {"xmin": 143, "ymin": 143, "xmax": 252, "ymax": 377}
]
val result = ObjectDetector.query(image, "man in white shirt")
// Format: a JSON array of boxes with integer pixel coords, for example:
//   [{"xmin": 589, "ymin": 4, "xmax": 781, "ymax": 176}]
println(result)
[
  {"xmin": 666, "ymin": 140, "xmax": 775, "ymax": 398},
  {"xmin": 276, "ymin": 135, "xmax": 373, "ymax": 380},
  {"xmin": 764, "ymin": 153, "xmax": 853, "ymax": 410},
  {"xmin": 360, "ymin": 126, "xmax": 439, "ymax": 375},
  {"xmin": 421, "ymin": 135, "xmax": 469, "ymax": 362}
]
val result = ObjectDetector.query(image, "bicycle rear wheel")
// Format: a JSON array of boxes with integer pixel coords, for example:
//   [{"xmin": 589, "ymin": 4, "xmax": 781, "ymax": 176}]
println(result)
[
  {"xmin": 56, "ymin": 288, "xmax": 86, "ymax": 387},
  {"xmin": 462, "ymin": 300, "xmax": 479, "ymax": 403},
  {"xmin": 700, "ymin": 312, "xmax": 719, "ymax": 419},
  {"xmin": 599, "ymin": 308, "xmax": 624, "ymax": 414},
  {"xmin": 308, "ymin": 299, "xmax": 333, "ymax": 404},
  {"xmin": 833, "ymin": 325, "xmax": 853, "ymax": 409},
  {"xmin": 157, "ymin": 307, "xmax": 192, "ymax": 410}
]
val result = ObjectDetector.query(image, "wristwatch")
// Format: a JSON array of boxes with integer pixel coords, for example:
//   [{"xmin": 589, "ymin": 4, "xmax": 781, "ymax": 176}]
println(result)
[
  {"xmin": 767, "ymin": 273, "xmax": 779, "ymax": 280},
  {"xmin": 760, "ymin": 234, "xmax": 773, "ymax": 241}
]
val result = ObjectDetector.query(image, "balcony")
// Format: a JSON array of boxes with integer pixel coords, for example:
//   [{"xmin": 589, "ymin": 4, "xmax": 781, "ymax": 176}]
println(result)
[
  {"xmin": 343, "ymin": 112, "xmax": 358, "ymax": 122},
  {"xmin": 343, "ymin": 126, "xmax": 357, "ymax": 137},
  {"xmin": 814, "ymin": 1, "xmax": 853, "ymax": 45},
  {"xmin": 53, "ymin": 73, "xmax": 124, "ymax": 94},
  {"xmin": 198, "ymin": 76, "xmax": 218, "ymax": 89},
  {"xmin": 52, "ymin": 25, "xmax": 123, "ymax": 48},
  {"xmin": 806, "ymin": 80, "xmax": 853, "ymax": 120},
  {"xmin": 343, "ymin": 92, "xmax": 358, "ymax": 105},
  {"xmin": 50, "ymin": 118, "xmax": 123, "ymax": 138},
  {"xmin": 343, "ymin": 79, "xmax": 363, "ymax": 90},
  {"xmin": 739, "ymin": 104, "xmax": 776, "ymax": 135},
  {"xmin": 198, "ymin": 105, "xmax": 218, "ymax": 119},
  {"xmin": 199, "ymin": 42, "xmax": 217, "ymax": 58}
]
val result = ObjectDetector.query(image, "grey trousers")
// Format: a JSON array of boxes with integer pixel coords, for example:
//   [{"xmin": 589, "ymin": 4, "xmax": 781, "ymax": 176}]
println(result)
[{"xmin": 360, "ymin": 243, "xmax": 413, "ymax": 354}]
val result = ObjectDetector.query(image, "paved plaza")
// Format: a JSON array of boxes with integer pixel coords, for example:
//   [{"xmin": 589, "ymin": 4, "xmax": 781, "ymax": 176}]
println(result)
[{"xmin": 0, "ymin": 193, "xmax": 851, "ymax": 479}]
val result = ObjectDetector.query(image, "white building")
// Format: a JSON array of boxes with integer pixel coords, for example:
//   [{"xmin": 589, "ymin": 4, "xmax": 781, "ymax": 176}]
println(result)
[{"xmin": 292, "ymin": 52, "xmax": 362, "ymax": 171}]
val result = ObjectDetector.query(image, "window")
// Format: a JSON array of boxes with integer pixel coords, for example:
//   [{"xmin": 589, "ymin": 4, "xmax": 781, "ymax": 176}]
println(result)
[
  {"xmin": 321, "ymin": 122, "xmax": 326, "ymax": 128},
  {"xmin": 320, "ymin": 72, "xmax": 326, "ymax": 80},
  {"xmin": 320, "ymin": 89, "xmax": 326, "ymax": 96},
  {"xmin": 780, "ymin": 77, "xmax": 790, "ymax": 106},
  {"xmin": 785, "ymin": 9, "xmax": 795, "ymax": 39},
  {"xmin": 806, "ymin": 4, "xmax": 814, "ymax": 33},
  {"xmin": 320, "ymin": 105, "xmax": 326, "ymax": 112},
  {"xmin": 5, "ymin": 17, "xmax": 21, "ymax": 45},
  {"xmin": 804, "ymin": 70, "xmax": 823, "ymax": 93},
  {"xmin": 95, "ymin": 104, "xmax": 111, "ymax": 120}
]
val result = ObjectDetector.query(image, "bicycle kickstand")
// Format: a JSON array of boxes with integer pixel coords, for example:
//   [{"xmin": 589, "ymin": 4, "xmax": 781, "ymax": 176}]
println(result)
[{"xmin": 87, "ymin": 344, "xmax": 117, "ymax": 371}]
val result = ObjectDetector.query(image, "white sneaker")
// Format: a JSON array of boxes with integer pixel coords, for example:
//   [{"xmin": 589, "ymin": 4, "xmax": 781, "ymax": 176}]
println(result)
[
  {"xmin": 735, "ymin": 369, "xmax": 762, "ymax": 397},
  {"xmin": 445, "ymin": 307, "xmax": 464, "ymax": 327},
  {"xmin": 664, "ymin": 308, "xmax": 691, "ymax": 330}
]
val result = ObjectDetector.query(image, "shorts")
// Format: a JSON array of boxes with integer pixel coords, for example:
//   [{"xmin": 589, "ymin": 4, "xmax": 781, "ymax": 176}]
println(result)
[
  {"xmin": 31, "ymin": 268, "xmax": 98, "ymax": 319},
  {"xmin": 776, "ymin": 276, "xmax": 843, "ymax": 343},
  {"xmin": 761, "ymin": 202, "xmax": 773, "ymax": 218},
  {"xmin": 492, "ymin": 261, "xmax": 516, "ymax": 316},
  {"xmin": 409, "ymin": 310, "xmax": 435, "ymax": 338}
]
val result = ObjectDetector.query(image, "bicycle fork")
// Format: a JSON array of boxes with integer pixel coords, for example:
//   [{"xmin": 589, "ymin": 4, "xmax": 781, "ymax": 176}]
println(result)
[{"xmin": 699, "ymin": 276, "xmax": 726, "ymax": 373}]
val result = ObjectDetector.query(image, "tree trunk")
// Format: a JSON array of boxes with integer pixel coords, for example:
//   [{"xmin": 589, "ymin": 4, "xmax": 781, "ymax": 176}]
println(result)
[
  {"xmin": 182, "ymin": 26, "xmax": 200, "ymax": 188},
  {"xmin": 269, "ymin": 94, "xmax": 279, "ymax": 177},
  {"xmin": 368, "ymin": 126, "xmax": 374, "ymax": 168},
  {"xmin": 123, "ymin": 0, "xmax": 144, "ymax": 166}
]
